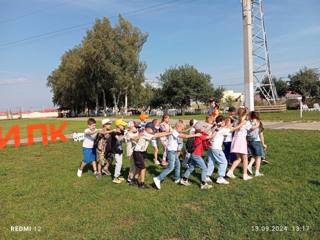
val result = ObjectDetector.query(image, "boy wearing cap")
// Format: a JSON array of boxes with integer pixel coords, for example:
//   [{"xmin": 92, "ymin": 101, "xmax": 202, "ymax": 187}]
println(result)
[
  {"xmin": 95, "ymin": 119, "xmax": 115, "ymax": 180},
  {"xmin": 133, "ymin": 126, "xmax": 172, "ymax": 189},
  {"xmin": 111, "ymin": 119, "xmax": 127, "ymax": 184}
]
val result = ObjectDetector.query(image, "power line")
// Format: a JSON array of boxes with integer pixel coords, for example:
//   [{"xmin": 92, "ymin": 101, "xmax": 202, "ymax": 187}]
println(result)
[
  {"xmin": 0, "ymin": 0, "xmax": 72, "ymax": 24},
  {"xmin": 0, "ymin": 0, "xmax": 185, "ymax": 50}
]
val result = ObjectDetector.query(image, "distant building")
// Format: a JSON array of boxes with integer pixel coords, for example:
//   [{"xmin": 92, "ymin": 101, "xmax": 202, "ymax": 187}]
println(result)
[
  {"xmin": 285, "ymin": 91, "xmax": 302, "ymax": 99},
  {"xmin": 222, "ymin": 90, "xmax": 244, "ymax": 102}
]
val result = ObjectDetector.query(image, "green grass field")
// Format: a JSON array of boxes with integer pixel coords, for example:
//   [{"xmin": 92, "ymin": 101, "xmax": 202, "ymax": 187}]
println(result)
[{"xmin": 0, "ymin": 129, "xmax": 319, "ymax": 239}]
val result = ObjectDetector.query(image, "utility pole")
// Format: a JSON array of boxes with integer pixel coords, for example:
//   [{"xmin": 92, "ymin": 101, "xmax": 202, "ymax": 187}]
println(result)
[
  {"xmin": 242, "ymin": 0, "xmax": 278, "ymax": 110},
  {"xmin": 242, "ymin": 0, "xmax": 254, "ymax": 111}
]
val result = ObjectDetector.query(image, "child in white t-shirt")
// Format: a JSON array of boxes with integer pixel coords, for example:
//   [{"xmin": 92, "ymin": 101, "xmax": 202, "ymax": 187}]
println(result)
[
  {"xmin": 77, "ymin": 118, "xmax": 99, "ymax": 177},
  {"xmin": 207, "ymin": 116, "xmax": 232, "ymax": 184},
  {"xmin": 153, "ymin": 120, "xmax": 200, "ymax": 190}
]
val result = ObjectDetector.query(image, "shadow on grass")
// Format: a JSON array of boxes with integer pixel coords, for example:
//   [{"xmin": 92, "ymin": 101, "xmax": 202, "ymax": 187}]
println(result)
[{"xmin": 308, "ymin": 180, "xmax": 320, "ymax": 186}]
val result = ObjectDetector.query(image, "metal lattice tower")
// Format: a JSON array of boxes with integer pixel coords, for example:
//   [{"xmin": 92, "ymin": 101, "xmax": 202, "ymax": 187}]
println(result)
[{"xmin": 251, "ymin": 0, "xmax": 278, "ymax": 103}]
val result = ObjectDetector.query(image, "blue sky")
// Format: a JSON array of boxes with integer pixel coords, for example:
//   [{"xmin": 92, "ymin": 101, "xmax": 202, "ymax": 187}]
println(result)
[{"xmin": 0, "ymin": 0, "xmax": 319, "ymax": 111}]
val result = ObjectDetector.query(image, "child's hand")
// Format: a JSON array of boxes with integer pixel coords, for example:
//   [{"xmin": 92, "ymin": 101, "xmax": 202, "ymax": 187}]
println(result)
[
  {"xmin": 263, "ymin": 144, "xmax": 267, "ymax": 150},
  {"xmin": 194, "ymin": 133, "xmax": 202, "ymax": 137}
]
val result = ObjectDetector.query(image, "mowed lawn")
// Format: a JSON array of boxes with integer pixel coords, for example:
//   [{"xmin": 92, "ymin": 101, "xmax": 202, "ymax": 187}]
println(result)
[
  {"xmin": 0, "ymin": 119, "xmax": 84, "ymax": 139},
  {"xmin": 0, "ymin": 129, "xmax": 319, "ymax": 240}
]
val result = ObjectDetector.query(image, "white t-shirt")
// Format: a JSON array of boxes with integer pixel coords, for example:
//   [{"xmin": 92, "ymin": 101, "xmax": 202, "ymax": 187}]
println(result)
[
  {"xmin": 211, "ymin": 128, "xmax": 231, "ymax": 150},
  {"xmin": 167, "ymin": 130, "xmax": 180, "ymax": 151},
  {"xmin": 82, "ymin": 128, "xmax": 97, "ymax": 148},
  {"xmin": 125, "ymin": 131, "xmax": 139, "ymax": 157},
  {"xmin": 134, "ymin": 132, "xmax": 154, "ymax": 152}
]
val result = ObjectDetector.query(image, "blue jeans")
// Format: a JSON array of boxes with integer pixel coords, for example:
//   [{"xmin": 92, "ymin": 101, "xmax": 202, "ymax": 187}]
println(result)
[
  {"xmin": 183, "ymin": 154, "xmax": 208, "ymax": 182},
  {"xmin": 223, "ymin": 142, "xmax": 236, "ymax": 163},
  {"xmin": 182, "ymin": 152, "xmax": 191, "ymax": 167},
  {"xmin": 207, "ymin": 149, "xmax": 228, "ymax": 177},
  {"xmin": 157, "ymin": 150, "xmax": 181, "ymax": 181}
]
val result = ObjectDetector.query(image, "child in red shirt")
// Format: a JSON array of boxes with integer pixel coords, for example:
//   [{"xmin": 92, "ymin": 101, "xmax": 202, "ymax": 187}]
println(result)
[{"xmin": 180, "ymin": 128, "xmax": 212, "ymax": 190}]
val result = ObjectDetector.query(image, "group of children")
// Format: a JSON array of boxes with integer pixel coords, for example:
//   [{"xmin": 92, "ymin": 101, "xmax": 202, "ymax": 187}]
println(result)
[{"xmin": 76, "ymin": 107, "xmax": 267, "ymax": 190}]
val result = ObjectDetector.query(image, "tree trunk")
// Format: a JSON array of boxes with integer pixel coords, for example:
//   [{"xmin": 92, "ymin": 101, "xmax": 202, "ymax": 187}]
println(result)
[
  {"xmin": 95, "ymin": 94, "xmax": 99, "ymax": 116},
  {"xmin": 196, "ymin": 99, "xmax": 200, "ymax": 110},
  {"xmin": 102, "ymin": 89, "xmax": 106, "ymax": 116},
  {"xmin": 124, "ymin": 93, "xmax": 128, "ymax": 115},
  {"xmin": 112, "ymin": 93, "xmax": 119, "ymax": 114},
  {"xmin": 181, "ymin": 106, "xmax": 185, "ymax": 115}
]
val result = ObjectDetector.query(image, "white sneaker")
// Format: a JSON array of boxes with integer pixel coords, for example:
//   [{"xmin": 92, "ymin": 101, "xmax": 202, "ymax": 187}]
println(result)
[
  {"xmin": 153, "ymin": 177, "xmax": 161, "ymax": 190},
  {"xmin": 174, "ymin": 178, "xmax": 181, "ymax": 184},
  {"xmin": 226, "ymin": 171, "xmax": 236, "ymax": 179},
  {"xmin": 180, "ymin": 179, "xmax": 191, "ymax": 186},
  {"xmin": 248, "ymin": 165, "xmax": 253, "ymax": 175},
  {"xmin": 216, "ymin": 177, "xmax": 229, "ymax": 184},
  {"xmin": 205, "ymin": 177, "xmax": 213, "ymax": 184},
  {"xmin": 243, "ymin": 175, "xmax": 253, "ymax": 181},
  {"xmin": 77, "ymin": 169, "xmax": 82, "ymax": 177},
  {"xmin": 201, "ymin": 183, "xmax": 213, "ymax": 189},
  {"xmin": 154, "ymin": 160, "xmax": 160, "ymax": 165},
  {"xmin": 255, "ymin": 172, "xmax": 264, "ymax": 177}
]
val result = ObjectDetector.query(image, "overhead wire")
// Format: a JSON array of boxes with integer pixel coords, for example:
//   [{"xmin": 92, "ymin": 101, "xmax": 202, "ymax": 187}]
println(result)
[{"xmin": 0, "ymin": 0, "xmax": 186, "ymax": 50}]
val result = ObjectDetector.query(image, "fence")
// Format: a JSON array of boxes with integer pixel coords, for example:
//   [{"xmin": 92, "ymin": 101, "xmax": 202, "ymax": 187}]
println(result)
[{"xmin": 254, "ymin": 104, "xmax": 287, "ymax": 113}]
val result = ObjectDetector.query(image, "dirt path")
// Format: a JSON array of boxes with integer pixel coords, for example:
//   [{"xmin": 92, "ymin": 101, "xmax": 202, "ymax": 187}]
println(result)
[{"xmin": 263, "ymin": 121, "xmax": 320, "ymax": 130}]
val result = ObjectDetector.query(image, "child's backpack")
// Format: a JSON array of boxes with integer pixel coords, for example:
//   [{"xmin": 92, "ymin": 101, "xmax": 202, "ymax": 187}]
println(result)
[
  {"xmin": 93, "ymin": 133, "xmax": 104, "ymax": 149},
  {"xmin": 104, "ymin": 135, "xmax": 113, "ymax": 159},
  {"xmin": 186, "ymin": 138, "xmax": 196, "ymax": 154}
]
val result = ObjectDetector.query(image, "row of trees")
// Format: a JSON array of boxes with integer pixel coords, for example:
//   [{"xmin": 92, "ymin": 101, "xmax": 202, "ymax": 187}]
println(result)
[
  {"xmin": 262, "ymin": 67, "xmax": 320, "ymax": 99},
  {"xmin": 47, "ymin": 16, "xmax": 222, "ymax": 115},
  {"xmin": 47, "ymin": 16, "xmax": 319, "ymax": 114}
]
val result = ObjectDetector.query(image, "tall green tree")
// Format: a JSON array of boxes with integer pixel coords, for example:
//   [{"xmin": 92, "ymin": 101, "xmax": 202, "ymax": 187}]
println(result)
[
  {"xmin": 81, "ymin": 17, "xmax": 114, "ymax": 114},
  {"xmin": 47, "ymin": 46, "xmax": 94, "ymax": 113},
  {"xmin": 47, "ymin": 15, "xmax": 148, "ymax": 114},
  {"xmin": 158, "ymin": 65, "xmax": 217, "ymax": 114},
  {"xmin": 110, "ymin": 15, "xmax": 148, "ymax": 112},
  {"xmin": 288, "ymin": 67, "xmax": 320, "ymax": 97}
]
